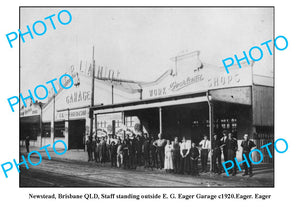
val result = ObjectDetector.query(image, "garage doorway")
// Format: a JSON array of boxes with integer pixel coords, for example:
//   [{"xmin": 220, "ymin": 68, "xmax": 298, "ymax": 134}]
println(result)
[{"xmin": 68, "ymin": 120, "xmax": 85, "ymax": 150}]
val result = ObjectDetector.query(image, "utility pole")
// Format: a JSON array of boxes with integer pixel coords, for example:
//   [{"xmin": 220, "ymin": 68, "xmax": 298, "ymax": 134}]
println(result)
[
  {"xmin": 207, "ymin": 91, "xmax": 214, "ymax": 172},
  {"xmin": 89, "ymin": 46, "xmax": 95, "ymax": 141},
  {"xmin": 53, "ymin": 92, "xmax": 55, "ymax": 144},
  {"xmin": 112, "ymin": 85, "xmax": 114, "ymax": 104},
  {"xmin": 38, "ymin": 101, "xmax": 43, "ymax": 148}
]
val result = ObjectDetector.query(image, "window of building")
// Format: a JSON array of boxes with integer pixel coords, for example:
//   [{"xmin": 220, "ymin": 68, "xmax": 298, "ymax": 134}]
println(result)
[
  {"xmin": 42, "ymin": 122, "xmax": 51, "ymax": 137},
  {"xmin": 99, "ymin": 121, "xmax": 107, "ymax": 128},
  {"xmin": 215, "ymin": 118, "xmax": 237, "ymax": 134},
  {"xmin": 231, "ymin": 118, "xmax": 237, "ymax": 132},
  {"xmin": 115, "ymin": 120, "xmax": 122, "ymax": 128},
  {"xmin": 125, "ymin": 116, "xmax": 134, "ymax": 127},
  {"xmin": 54, "ymin": 121, "xmax": 65, "ymax": 137},
  {"xmin": 214, "ymin": 118, "xmax": 237, "ymax": 133}
]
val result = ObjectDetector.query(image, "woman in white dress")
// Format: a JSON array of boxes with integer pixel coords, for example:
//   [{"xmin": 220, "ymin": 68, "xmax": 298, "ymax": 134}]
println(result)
[{"xmin": 164, "ymin": 140, "xmax": 174, "ymax": 172}]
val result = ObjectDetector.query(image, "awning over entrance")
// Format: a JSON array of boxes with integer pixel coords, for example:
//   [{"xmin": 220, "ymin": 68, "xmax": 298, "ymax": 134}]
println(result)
[
  {"xmin": 92, "ymin": 88, "xmax": 254, "ymax": 140},
  {"xmin": 20, "ymin": 115, "xmax": 40, "ymax": 124}
]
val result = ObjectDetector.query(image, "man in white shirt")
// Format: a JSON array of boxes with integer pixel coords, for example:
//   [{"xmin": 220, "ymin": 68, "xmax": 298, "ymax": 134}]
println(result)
[{"xmin": 199, "ymin": 135, "xmax": 211, "ymax": 172}]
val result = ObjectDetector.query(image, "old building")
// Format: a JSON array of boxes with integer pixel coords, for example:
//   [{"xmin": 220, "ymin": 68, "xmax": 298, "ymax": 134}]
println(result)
[{"xmin": 20, "ymin": 51, "xmax": 274, "ymax": 162}]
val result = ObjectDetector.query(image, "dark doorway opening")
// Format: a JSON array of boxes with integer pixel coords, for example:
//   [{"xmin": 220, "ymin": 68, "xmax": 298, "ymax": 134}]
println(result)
[
  {"xmin": 68, "ymin": 120, "xmax": 85, "ymax": 150},
  {"xmin": 162, "ymin": 103, "xmax": 209, "ymax": 142},
  {"xmin": 20, "ymin": 115, "xmax": 40, "ymax": 140}
]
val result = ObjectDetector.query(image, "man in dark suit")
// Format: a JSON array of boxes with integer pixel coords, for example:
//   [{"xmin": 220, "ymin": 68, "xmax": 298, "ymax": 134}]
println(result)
[
  {"xmin": 136, "ymin": 134, "xmax": 143, "ymax": 166},
  {"xmin": 241, "ymin": 134, "xmax": 256, "ymax": 176},
  {"xmin": 86, "ymin": 136, "xmax": 93, "ymax": 162},
  {"xmin": 25, "ymin": 136, "xmax": 30, "ymax": 153},
  {"xmin": 211, "ymin": 134, "xmax": 223, "ymax": 174},
  {"xmin": 220, "ymin": 131, "xmax": 229, "ymax": 163},
  {"xmin": 110, "ymin": 140, "xmax": 118, "ymax": 167},
  {"xmin": 172, "ymin": 137, "xmax": 181, "ymax": 174},
  {"xmin": 92, "ymin": 136, "xmax": 97, "ymax": 162},
  {"xmin": 142, "ymin": 133, "xmax": 150, "ymax": 168},
  {"xmin": 226, "ymin": 132, "xmax": 238, "ymax": 176},
  {"xmin": 149, "ymin": 135, "xmax": 158, "ymax": 169},
  {"xmin": 123, "ymin": 135, "xmax": 130, "ymax": 169},
  {"xmin": 153, "ymin": 133, "xmax": 166, "ymax": 169},
  {"xmin": 190, "ymin": 142, "xmax": 200, "ymax": 175},
  {"xmin": 128, "ymin": 135, "xmax": 137, "ymax": 169}
]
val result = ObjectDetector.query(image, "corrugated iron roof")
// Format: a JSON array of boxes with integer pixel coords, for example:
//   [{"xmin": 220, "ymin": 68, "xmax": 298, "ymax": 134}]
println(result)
[{"xmin": 96, "ymin": 77, "xmax": 142, "ymax": 93}]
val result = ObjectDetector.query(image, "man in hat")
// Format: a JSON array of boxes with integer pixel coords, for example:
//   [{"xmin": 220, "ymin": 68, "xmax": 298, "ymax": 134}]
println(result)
[
  {"xmin": 220, "ymin": 130, "xmax": 229, "ymax": 163},
  {"xmin": 128, "ymin": 134, "xmax": 137, "ymax": 169},
  {"xmin": 241, "ymin": 134, "xmax": 256, "ymax": 176},
  {"xmin": 110, "ymin": 138, "xmax": 118, "ymax": 167}
]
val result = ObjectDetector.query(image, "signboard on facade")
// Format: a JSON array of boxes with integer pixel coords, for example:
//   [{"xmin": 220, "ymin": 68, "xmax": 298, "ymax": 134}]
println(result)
[
  {"xmin": 56, "ymin": 108, "xmax": 89, "ymax": 120},
  {"xmin": 54, "ymin": 72, "xmax": 92, "ymax": 110},
  {"xmin": 210, "ymin": 87, "xmax": 252, "ymax": 105},
  {"xmin": 20, "ymin": 102, "xmax": 41, "ymax": 117},
  {"xmin": 142, "ymin": 55, "xmax": 253, "ymax": 100},
  {"xmin": 77, "ymin": 60, "xmax": 121, "ymax": 81}
]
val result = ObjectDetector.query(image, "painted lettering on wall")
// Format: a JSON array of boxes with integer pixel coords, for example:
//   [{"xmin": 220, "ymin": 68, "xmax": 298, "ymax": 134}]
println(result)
[
  {"xmin": 207, "ymin": 74, "xmax": 240, "ymax": 88},
  {"xmin": 66, "ymin": 91, "xmax": 91, "ymax": 104},
  {"xmin": 169, "ymin": 74, "xmax": 204, "ymax": 92},
  {"xmin": 148, "ymin": 74, "xmax": 205, "ymax": 98},
  {"xmin": 149, "ymin": 87, "xmax": 167, "ymax": 97},
  {"xmin": 69, "ymin": 110, "xmax": 87, "ymax": 118},
  {"xmin": 20, "ymin": 108, "xmax": 38, "ymax": 117}
]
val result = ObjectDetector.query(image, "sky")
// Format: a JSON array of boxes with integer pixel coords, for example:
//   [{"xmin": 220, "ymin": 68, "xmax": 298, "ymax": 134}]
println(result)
[{"xmin": 20, "ymin": 7, "xmax": 273, "ymax": 93}]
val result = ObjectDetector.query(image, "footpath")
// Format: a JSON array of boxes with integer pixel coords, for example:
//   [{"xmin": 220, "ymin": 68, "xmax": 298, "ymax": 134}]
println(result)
[{"xmin": 19, "ymin": 145, "xmax": 274, "ymax": 184}]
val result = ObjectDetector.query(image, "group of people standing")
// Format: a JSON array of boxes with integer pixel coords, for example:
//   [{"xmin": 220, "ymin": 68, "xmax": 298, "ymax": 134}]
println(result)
[
  {"xmin": 85, "ymin": 131, "xmax": 256, "ymax": 176},
  {"xmin": 212, "ymin": 132, "xmax": 256, "ymax": 176}
]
